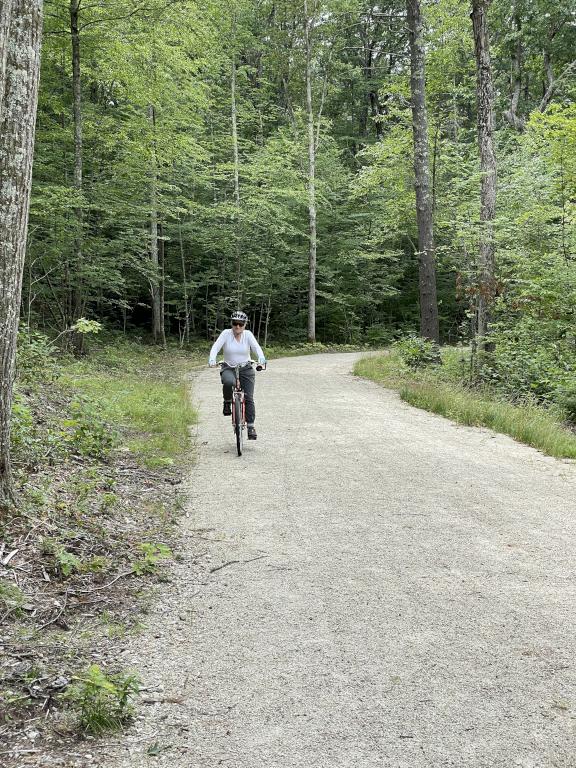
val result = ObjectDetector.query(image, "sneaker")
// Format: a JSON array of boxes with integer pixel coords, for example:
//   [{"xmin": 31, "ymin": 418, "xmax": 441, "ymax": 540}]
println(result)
[
  {"xmin": 223, "ymin": 401, "xmax": 232, "ymax": 416},
  {"xmin": 247, "ymin": 426, "xmax": 257, "ymax": 440}
]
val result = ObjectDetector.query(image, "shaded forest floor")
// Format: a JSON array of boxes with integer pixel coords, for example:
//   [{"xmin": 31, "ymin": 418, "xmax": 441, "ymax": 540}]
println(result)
[{"xmin": 0, "ymin": 343, "xmax": 202, "ymax": 766}]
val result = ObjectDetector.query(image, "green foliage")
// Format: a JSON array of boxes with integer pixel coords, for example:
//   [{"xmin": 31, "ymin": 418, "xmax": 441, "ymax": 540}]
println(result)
[
  {"xmin": 41, "ymin": 538, "xmax": 82, "ymax": 578},
  {"xmin": 61, "ymin": 348, "xmax": 196, "ymax": 464},
  {"xmin": 71, "ymin": 318, "xmax": 102, "ymax": 335},
  {"xmin": 132, "ymin": 542, "xmax": 172, "ymax": 576},
  {"xmin": 394, "ymin": 336, "xmax": 442, "ymax": 369},
  {"xmin": 17, "ymin": 0, "xmax": 576, "ymax": 422},
  {"xmin": 400, "ymin": 384, "xmax": 576, "ymax": 460},
  {"xmin": 10, "ymin": 394, "xmax": 35, "ymax": 454},
  {"xmin": 65, "ymin": 664, "xmax": 139, "ymax": 734},
  {"xmin": 556, "ymin": 384, "xmax": 576, "ymax": 424},
  {"xmin": 16, "ymin": 329, "xmax": 60, "ymax": 385},
  {"xmin": 0, "ymin": 580, "xmax": 25, "ymax": 615},
  {"xmin": 62, "ymin": 397, "xmax": 118, "ymax": 460}
]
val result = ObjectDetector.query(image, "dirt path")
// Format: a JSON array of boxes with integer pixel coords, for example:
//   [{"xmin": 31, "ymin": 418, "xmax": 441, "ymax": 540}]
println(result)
[{"xmin": 100, "ymin": 353, "xmax": 576, "ymax": 768}]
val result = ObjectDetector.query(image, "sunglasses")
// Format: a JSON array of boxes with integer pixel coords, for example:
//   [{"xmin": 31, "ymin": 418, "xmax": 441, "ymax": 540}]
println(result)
[{"xmin": 232, "ymin": 321, "xmax": 245, "ymax": 327}]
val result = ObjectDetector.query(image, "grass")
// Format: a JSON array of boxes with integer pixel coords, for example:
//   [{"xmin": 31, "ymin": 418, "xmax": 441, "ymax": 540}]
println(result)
[
  {"xmin": 355, "ymin": 349, "xmax": 576, "ymax": 460},
  {"xmin": 265, "ymin": 341, "xmax": 369, "ymax": 359},
  {"xmin": 59, "ymin": 341, "xmax": 200, "ymax": 466}
]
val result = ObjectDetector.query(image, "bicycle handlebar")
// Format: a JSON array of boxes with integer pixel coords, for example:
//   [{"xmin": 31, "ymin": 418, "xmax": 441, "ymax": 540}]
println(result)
[{"xmin": 210, "ymin": 361, "xmax": 267, "ymax": 371}]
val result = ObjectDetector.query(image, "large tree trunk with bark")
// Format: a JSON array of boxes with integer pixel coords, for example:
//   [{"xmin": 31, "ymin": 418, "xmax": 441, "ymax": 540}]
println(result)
[
  {"xmin": 0, "ymin": 0, "xmax": 43, "ymax": 510},
  {"xmin": 304, "ymin": 0, "xmax": 317, "ymax": 343},
  {"xmin": 471, "ymin": 0, "xmax": 497, "ymax": 344},
  {"xmin": 407, "ymin": 0, "xmax": 439, "ymax": 343}
]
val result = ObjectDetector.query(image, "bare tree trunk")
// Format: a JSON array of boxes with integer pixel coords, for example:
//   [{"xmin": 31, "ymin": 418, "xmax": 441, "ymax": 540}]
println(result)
[
  {"xmin": 504, "ymin": 10, "xmax": 525, "ymax": 131},
  {"xmin": 407, "ymin": 0, "xmax": 439, "ymax": 343},
  {"xmin": 304, "ymin": 0, "xmax": 317, "ymax": 343},
  {"xmin": 471, "ymin": 0, "xmax": 497, "ymax": 345},
  {"xmin": 538, "ymin": 55, "xmax": 576, "ymax": 114},
  {"xmin": 69, "ymin": 0, "xmax": 83, "ymax": 343},
  {"xmin": 147, "ymin": 103, "xmax": 163, "ymax": 344},
  {"xmin": 178, "ymin": 215, "xmax": 190, "ymax": 346},
  {"xmin": 0, "ymin": 0, "xmax": 43, "ymax": 510},
  {"xmin": 231, "ymin": 46, "xmax": 242, "ymax": 307},
  {"xmin": 264, "ymin": 294, "xmax": 271, "ymax": 349},
  {"xmin": 158, "ymin": 220, "xmax": 166, "ymax": 348}
]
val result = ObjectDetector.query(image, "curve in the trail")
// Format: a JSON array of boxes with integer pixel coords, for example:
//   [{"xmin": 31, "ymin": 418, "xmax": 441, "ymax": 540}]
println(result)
[{"xmin": 100, "ymin": 353, "xmax": 576, "ymax": 768}]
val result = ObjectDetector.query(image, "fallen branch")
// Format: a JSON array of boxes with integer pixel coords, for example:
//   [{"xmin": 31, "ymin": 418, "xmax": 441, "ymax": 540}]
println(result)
[
  {"xmin": 70, "ymin": 569, "xmax": 135, "ymax": 594},
  {"xmin": 37, "ymin": 591, "xmax": 69, "ymax": 632},
  {"xmin": 209, "ymin": 560, "xmax": 240, "ymax": 573},
  {"xmin": 209, "ymin": 554, "xmax": 268, "ymax": 573}
]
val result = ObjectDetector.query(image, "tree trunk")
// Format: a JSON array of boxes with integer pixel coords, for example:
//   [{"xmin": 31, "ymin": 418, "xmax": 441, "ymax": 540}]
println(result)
[
  {"xmin": 538, "ymin": 56, "xmax": 576, "ymax": 114},
  {"xmin": 178, "ymin": 216, "xmax": 190, "ymax": 346},
  {"xmin": 504, "ymin": 11, "xmax": 525, "ymax": 131},
  {"xmin": 471, "ymin": 0, "xmax": 497, "ymax": 344},
  {"xmin": 407, "ymin": 0, "xmax": 440, "ymax": 342},
  {"xmin": 0, "ymin": 0, "xmax": 43, "ymax": 510},
  {"xmin": 69, "ymin": 0, "xmax": 83, "ymax": 340},
  {"xmin": 231, "ymin": 47, "xmax": 242, "ymax": 307},
  {"xmin": 304, "ymin": 0, "xmax": 317, "ymax": 343},
  {"xmin": 158, "ymin": 220, "xmax": 166, "ymax": 348},
  {"xmin": 147, "ymin": 103, "xmax": 163, "ymax": 344},
  {"xmin": 0, "ymin": 0, "xmax": 14, "ymax": 113}
]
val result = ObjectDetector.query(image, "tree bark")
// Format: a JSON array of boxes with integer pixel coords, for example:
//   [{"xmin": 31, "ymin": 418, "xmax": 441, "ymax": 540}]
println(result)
[
  {"xmin": 158, "ymin": 220, "xmax": 166, "ymax": 348},
  {"xmin": 231, "ymin": 47, "xmax": 242, "ymax": 307},
  {"xmin": 471, "ymin": 0, "xmax": 497, "ymax": 344},
  {"xmin": 503, "ymin": 11, "xmax": 525, "ymax": 131},
  {"xmin": 178, "ymin": 215, "xmax": 191, "ymax": 346},
  {"xmin": 0, "ymin": 0, "xmax": 14, "ymax": 114},
  {"xmin": 0, "ymin": 0, "xmax": 43, "ymax": 509},
  {"xmin": 147, "ymin": 103, "xmax": 163, "ymax": 345},
  {"xmin": 538, "ymin": 56, "xmax": 576, "ymax": 114},
  {"xmin": 304, "ymin": 0, "xmax": 317, "ymax": 343},
  {"xmin": 69, "ymin": 0, "xmax": 84, "ymax": 336},
  {"xmin": 407, "ymin": 0, "xmax": 439, "ymax": 342}
]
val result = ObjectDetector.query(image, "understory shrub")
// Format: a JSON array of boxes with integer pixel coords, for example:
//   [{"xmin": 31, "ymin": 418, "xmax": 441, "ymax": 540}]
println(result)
[
  {"xmin": 394, "ymin": 335, "xmax": 441, "ymax": 369},
  {"xmin": 65, "ymin": 664, "xmax": 139, "ymax": 734},
  {"xmin": 16, "ymin": 329, "xmax": 60, "ymax": 385},
  {"xmin": 62, "ymin": 396, "xmax": 118, "ymax": 459}
]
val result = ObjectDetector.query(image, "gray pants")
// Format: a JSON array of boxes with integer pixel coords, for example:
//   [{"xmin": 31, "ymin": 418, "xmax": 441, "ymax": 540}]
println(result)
[{"xmin": 221, "ymin": 365, "xmax": 256, "ymax": 425}]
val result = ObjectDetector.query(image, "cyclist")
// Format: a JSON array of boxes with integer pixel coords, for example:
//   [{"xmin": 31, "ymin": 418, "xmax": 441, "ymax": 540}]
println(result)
[{"xmin": 208, "ymin": 310, "xmax": 266, "ymax": 440}]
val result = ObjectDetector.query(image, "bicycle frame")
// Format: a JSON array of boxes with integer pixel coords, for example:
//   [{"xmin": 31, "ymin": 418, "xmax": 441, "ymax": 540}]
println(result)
[{"xmin": 215, "ymin": 361, "xmax": 266, "ymax": 456}]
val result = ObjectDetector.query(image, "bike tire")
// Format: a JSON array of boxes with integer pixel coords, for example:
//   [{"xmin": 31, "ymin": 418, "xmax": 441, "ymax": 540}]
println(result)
[{"xmin": 234, "ymin": 397, "xmax": 243, "ymax": 456}]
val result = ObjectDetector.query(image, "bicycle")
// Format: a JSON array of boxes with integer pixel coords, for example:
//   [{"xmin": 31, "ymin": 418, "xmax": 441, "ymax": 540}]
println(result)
[{"xmin": 217, "ymin": 361, "xmax": 266, "ymax": 456}]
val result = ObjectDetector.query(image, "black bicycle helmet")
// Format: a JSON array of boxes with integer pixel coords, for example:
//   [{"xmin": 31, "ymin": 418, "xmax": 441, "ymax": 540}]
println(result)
[{"xmin": 230, "ymin": 310, "xmax": 248, "ymax": 324}]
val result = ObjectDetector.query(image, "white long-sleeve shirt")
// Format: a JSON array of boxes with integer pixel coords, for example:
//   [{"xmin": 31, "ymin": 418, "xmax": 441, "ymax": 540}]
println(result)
[{"xmin": 209, "ymin": 329, "xmax": 265, "ymax": 366}]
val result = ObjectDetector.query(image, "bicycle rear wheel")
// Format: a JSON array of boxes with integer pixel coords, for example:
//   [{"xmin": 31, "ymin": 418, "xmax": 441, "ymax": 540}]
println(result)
[{"xmin": 234, "ymin": 397, "xmax": 243, "ymax": 456}]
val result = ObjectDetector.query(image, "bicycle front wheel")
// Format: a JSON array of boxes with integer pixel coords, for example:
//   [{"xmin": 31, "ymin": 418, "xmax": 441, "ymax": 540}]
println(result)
[{"xmin": 234, "ymin": 397, "xmax": 243, "ymax": 456}]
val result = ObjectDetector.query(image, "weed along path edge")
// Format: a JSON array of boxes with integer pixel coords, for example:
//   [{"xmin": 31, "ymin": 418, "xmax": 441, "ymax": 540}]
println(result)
[{"xmin": 100, "ymin": 352, "xmax": 576, "ymax": 768}]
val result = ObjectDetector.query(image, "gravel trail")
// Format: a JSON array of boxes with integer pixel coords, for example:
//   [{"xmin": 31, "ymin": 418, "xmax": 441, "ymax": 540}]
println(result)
[{"xmin": 101, "ymin": 353, "xmax": 576, "ymax": 768}]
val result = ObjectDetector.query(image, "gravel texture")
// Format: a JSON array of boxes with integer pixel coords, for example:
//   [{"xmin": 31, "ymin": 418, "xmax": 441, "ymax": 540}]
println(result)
[{"xmin": 99, "ymin": 353, "xmax": 576, "ymax": 768}]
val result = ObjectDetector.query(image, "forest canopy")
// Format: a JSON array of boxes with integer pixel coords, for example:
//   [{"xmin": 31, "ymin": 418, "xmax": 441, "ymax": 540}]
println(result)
[{"xmin": 22, "ymin": 0, "xmax": 573, "ymax": 350}]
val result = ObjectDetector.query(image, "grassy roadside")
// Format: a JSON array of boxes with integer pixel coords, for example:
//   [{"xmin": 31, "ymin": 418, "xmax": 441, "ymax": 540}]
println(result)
[
  {"xmin": 355, "ymin": 349, "xmax": 576, "ymax": 460},
  {"xmin": 61, "ymin": 343, "xmax": 200, "ymax": 467},
  {"xmin": 1, "ymin": 340, "xmax": 201, "ymax": 761},
  {"xmin": 265, "ymin": 341, "xmax": 369, "ymax": 359}
]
